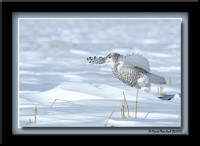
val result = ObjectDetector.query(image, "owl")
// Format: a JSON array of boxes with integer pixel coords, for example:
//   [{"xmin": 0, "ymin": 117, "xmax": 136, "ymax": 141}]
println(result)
[{"xmin": 87, "ymin": 52, "xmax": 166, "ymax": 92}]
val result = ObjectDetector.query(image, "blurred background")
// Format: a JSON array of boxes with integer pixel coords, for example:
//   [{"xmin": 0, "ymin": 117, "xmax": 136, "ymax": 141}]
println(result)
[{"xmin": 19, "ymin": 19, "xmax": 181, "ymax": 93}]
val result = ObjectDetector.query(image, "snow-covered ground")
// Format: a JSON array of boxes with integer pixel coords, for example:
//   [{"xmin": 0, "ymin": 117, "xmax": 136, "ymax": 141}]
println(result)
[{"xmin": 19, "ymin": 18, "xmax": 181, "ymax": 127}]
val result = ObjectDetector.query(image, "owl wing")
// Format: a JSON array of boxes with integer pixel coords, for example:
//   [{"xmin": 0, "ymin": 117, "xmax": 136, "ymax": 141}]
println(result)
[
  {"xmin": 122, "ymin": 53, "xmax": 151, "ymax": 72},
  {"xmin": 87, "ymin": 56, "xmax": 106, "ymax": 65}
]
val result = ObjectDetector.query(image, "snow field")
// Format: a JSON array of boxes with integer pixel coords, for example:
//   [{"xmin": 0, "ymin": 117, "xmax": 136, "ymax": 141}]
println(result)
[{"xmin": 19, "ymin": 19, "xmax": 181, "ymax": 127}]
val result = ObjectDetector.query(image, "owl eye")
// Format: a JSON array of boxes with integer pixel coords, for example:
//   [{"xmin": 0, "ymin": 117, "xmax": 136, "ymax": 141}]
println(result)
[{"xmin": 109, "ymin": 56, "xmax": 111, "ymax": 58}]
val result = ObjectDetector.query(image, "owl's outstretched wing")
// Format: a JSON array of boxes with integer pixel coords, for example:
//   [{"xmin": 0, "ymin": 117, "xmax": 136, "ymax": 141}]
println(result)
[
  {"xmin": 87, "ymin": 56, "xmax": 106, "ymax": 65},
  {"xmin": 122, "ymin": 53, "xmax": 151, "ymax": 72}
]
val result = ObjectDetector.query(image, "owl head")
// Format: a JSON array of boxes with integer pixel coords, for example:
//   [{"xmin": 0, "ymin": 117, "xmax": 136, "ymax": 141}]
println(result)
[{"xmin": 106, "ymin": 53, "xmax": 122, "ymax": 68}]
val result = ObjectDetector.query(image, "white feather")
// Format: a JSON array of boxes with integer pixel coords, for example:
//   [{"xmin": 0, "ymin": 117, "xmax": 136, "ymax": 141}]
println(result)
[{"xmin": 122, "ymin": 53, "xmax": 150, "ymax": 72}]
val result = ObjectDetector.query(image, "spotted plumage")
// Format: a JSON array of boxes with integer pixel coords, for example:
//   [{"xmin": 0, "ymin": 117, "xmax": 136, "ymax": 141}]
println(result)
[{"xmin": 87, "ymin": 52, "xmax": 166, "ymax": 91}]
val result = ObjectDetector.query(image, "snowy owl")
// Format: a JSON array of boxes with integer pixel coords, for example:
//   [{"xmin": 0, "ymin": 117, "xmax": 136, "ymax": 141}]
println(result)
[{"xmin": 87, "ymin": 52, "xmax": 166, "ymax": 92}]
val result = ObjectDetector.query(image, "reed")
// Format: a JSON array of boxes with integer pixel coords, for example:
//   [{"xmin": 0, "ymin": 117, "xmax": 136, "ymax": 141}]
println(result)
[
  {"xmin": 121, "ymin": 100, "xmax": 125, "ymax": 118},
  {"xmin": 135, "ymin": 87, "xmax": 139, "ymax": 118},
  {"xmin": 122, "ymin": 91, "xmax": 130, "ymax": 118},
  {"xmin": 157, "ymin": 86, "xmax": 160, "ymax": 95},
  {"xmin": 159, "ymin": 86, "xmax": 167, "ymax": 95},
  {"xmin": 122, "ymin": 105, "xmax": 125, "ymax": 118},
  {"xmin": 160, "ymin": 86, "xmax": 164, "ymax": 94},
  {"xmin": 105, "ymin": 110, "xmax": 115, "ymax": 127},
  {"xmin": 121, "ymin": 98, "xmax": 125, "ymax": 118},
  {"xmin": 178, "ymin": 113, "xmax": 181, "ymax": 119},
  {"xmin": 48, "ymin": 99, "xmax": 71, "ymax": 111},
  {"xmin": 29, "ymin": 119, "xmax": 31, "ymax": 125},
  {"xmin": 34, "ymin": 105, "xmax": 37, "ymax": 123},
  {"xmin": 121, "ymin": 100, "xmax": 122, "ymax": 118},
  {"xmin": 169, "ymin": 77, "xmax": 171, "ymax": 87}
]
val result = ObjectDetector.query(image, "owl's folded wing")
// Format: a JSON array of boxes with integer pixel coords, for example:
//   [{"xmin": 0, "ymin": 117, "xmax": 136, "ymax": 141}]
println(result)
[{"xmin": 122, "ymin": 53, "xmax": 151, "ymax": 72}]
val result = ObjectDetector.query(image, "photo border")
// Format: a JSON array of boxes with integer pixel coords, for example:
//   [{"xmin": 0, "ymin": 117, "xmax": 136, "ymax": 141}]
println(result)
[
  {"xmin": 2, "ymin": 2, "xmax": 196, "ymax": 138},
  {"xmin": 13, "ymin": 12, "xmax": 188, "ymax": 135}
]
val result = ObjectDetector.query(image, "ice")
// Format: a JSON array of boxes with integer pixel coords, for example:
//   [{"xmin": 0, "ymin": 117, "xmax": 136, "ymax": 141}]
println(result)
[{"xmin": 19, "ymin": 19, "xmax": 181, "ymax": 127}]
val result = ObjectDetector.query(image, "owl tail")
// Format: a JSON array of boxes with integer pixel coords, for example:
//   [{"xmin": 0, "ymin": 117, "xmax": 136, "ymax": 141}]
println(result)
[{"xmin": 147, "ymin": 73, "xmax": 167, "ymax": 85}]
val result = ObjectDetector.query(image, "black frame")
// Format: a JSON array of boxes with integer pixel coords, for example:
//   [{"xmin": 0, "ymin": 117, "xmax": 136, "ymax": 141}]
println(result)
[{"xmin": 1, "ymin": 1, "xmax": 197, "ymax": 141}]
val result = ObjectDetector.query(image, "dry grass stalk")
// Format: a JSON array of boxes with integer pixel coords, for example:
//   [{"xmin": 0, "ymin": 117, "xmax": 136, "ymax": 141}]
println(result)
[
  {"xmin": 159, "ymin": 86, "xmax": 167, "ymax": 95},
  {"xmin": 169, "ymin": 77, "xmax": 171, "ymax": 87},
  {"xmin": 48, "ymin": 99, "xmax": 71, "ymax": 111},
  {"xmin": 35, "ymin": 106, "xmax": 38, "ymax": 115},
  {"xmin": 121, "ymin": 103, "xmax": 124, "ymax": 118},
  {"xmin": 178, "ymin": 113, "xmax": 181, "ymax": 119},
  {"xmin": 160, "ymin": 86, "xmax": 164, "ymax": 93},
  {"xmin": 121, "ymin": 107, "xmax": 123, "ymax": 118},
  {"xmin": 157, "ymin": 86, "xmax": 160, "ymax": 95},
  {"xmin": 121, "ymin": 100, "xmax": 124, "ymax": 118},
  {"xmin": 122, "ymin": 91, "xmax": 130, "ymax": 118},
  {"xmin": 34, "ymin": 106, "xmax": 37, "ymax": 123},
  {"xmin": 135, "ymin": 87, "xmax": 139, "ymax": 118},
  {"xmin": 105, "ymin": 110, "xmax": 115, "ymax": 127},
  {"xmin": 125, "ymin": 102, "xmax": 130, "ymax": 117},
  {"xmin": 122, "ymin": 105, "xmax": 125, "ymax": 118}
]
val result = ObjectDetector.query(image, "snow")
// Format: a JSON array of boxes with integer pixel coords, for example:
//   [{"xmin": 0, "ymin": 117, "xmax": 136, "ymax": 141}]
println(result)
[{"xmin": 19, "ymin": 18, "xmax": 181, "ymax": 127}]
